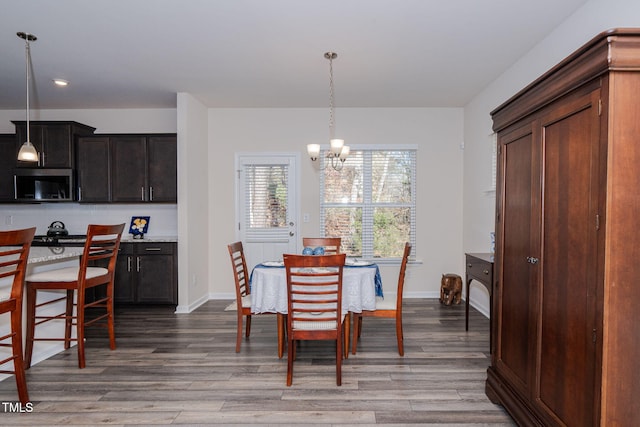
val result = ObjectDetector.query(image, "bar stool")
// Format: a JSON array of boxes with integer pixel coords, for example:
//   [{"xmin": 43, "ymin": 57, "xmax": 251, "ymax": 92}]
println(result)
[
  {"xmin": 0, "ymin": 227, "xmax": 36, "ymax": 404},
  {"xmin": 24, "ymin": 223, "xmax": 124, "ymax": 369}
]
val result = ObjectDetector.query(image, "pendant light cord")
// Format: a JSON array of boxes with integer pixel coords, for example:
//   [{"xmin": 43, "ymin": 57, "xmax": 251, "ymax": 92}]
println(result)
[
  {"xmin": 25, "ymin": 35, "xmax": 31, "ymax": 144},
  {"xmin": 328, "ymin": 53, "xmax": 335, "ymax": 141}
]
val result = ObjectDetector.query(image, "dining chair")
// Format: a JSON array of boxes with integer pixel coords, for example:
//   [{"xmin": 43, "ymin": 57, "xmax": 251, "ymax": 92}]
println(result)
[
  {"xmin": 283, "ymin": 253, "xmax": 348, "ymax": 386},
  {"xmin": 302, "ymin": 237, "xmax": 342, "ymax": 255},
  {"xmin": 227, "ymin": 242, "xmax": 284, "ymax": 356},
  {"xmin": 352, "ymin": 242, "xmax": 411, "ymax": 356},
  {"xmin": 24, "ymin": 223, "xmax": 124, "ymax": 369},
  {"xmin": 0, "ymin": 227, "xmax": 36, "ymax": 404}
]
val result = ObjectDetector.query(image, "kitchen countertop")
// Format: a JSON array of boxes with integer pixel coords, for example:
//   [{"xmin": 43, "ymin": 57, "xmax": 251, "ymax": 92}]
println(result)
[
  {"xmin": 28, "ymin": 236, "xmax": 177, "ymax": 264},
  {"xmin": 28, "ymin": 246, "xmax": 85, "ymax": 264},
  {"xmin": 120, "ymin": 236, "xmax": 177, "ymax": 243}
]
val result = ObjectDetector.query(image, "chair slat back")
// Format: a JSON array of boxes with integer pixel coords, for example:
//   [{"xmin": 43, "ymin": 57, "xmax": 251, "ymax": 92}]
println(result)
[
  {"xmin": 302, "ymin": 237, "xmax": 342, "ymax": 255},
  {"xmin": 78, "ymin": 224, "xmax": 125, "ymax": 284},
  {"xmin": 228, "ymin": 242, "xmax": 250, "ymax": 299},
  {"xmin": 284, "ymin": 254, "xmax": 346, "ymax": 332},
  {"xmin": 0, "ymin": 227, "xmax": 36, "ymax": 301}
]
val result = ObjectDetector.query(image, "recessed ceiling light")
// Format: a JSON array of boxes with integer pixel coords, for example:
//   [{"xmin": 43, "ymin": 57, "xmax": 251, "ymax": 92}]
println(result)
[{"xmin": 53, "ymin": 79, "xmax": 68, "ymax": 87}]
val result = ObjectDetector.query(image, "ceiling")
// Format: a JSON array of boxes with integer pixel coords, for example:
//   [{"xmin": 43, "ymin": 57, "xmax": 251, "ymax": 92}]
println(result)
[{"xmin": 0, "ymin": 0, "xmax": 589, "ymax": 110}]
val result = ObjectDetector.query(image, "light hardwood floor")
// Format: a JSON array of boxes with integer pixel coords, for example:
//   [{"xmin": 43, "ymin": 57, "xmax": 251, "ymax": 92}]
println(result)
[{"xmin": 0, "ymin": 299, "xmax": 515, "ymax": 425}]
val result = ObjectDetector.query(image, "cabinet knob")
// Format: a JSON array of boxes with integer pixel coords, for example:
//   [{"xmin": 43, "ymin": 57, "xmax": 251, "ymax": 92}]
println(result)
[
  {"xmin": 483, "ymin": 270, "xmax": 489, "ymax": 275},
  {"xmin": 526, "ymin": 256, "xmax": 539, "ymax": 264},
  {"xmin": 467, "ymin": 264, "xmax": 472, "ymax": 268}
]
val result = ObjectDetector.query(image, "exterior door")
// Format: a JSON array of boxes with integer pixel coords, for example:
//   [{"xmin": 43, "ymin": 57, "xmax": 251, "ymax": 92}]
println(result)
[{"xmin": 237, "ymin": 153, "xmax": 299, "ymax": 270}]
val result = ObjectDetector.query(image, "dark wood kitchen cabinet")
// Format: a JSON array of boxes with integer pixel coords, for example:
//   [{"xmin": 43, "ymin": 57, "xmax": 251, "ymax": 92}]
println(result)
[
  {"xmin": 487, "ymin": 29, "xmax": 640, "ymax": 427},
  {"xmin": 114, "ymin": 242, "xmax": 177, "ymax": 305},
  {"xmin": 111, "ymin": 135, "xmax": 177, "ymax": 203},
  {"xmin": 75, "ymin": 133, "xmax": 177, "ymax": 203},
  {"xmin": 0, "ymin": 134, "xmax": 16, "ymax": 201},
  {"xmin": 13, "ymin": 121, "xmax": 95, "ymax": 168},
  {"xmin": 75, "ymin": 136, "xmax": 111, "ymax": 202}
]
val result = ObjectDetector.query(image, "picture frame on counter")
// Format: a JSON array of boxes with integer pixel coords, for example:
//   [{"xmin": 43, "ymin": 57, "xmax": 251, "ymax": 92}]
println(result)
[{"xmin": 129, "ymin": 216, "xmax": 150, "ymax": 239}]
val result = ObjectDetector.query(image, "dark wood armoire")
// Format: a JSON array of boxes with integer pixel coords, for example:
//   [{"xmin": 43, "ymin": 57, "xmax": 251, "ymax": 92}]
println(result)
[{"xmin": 487, "ymin": 28, "xmax": 640, "ymax": 426}]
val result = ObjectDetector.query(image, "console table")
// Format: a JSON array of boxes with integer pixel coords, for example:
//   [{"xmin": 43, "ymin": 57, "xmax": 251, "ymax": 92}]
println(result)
[{"xmin": 465, "ymin": 253, "xmax": 494, "ymax": 348}]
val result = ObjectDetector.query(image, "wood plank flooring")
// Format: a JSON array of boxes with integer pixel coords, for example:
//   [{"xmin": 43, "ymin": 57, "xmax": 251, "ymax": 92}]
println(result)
[{"xmin": 0, "ymin": 299, "xmax": 515, "ymax": 425}]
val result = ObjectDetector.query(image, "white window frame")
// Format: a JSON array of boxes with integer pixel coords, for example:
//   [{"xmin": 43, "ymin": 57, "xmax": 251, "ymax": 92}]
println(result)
[{"xmin": 319, "ymin": 144, "xmax": 417, "ymax": 262}]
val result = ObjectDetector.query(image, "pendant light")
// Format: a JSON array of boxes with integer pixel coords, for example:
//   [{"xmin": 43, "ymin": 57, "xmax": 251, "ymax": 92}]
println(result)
[
  {"xmin": 307, "ymin": 51, "xmax": 349, "ymax": 171},
  {"xmin": 17, "ymin": 31, "xmax": 39, "ymax": 162}
]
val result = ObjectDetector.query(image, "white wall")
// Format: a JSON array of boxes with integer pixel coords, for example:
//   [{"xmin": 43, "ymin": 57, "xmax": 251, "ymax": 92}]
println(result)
[
  {"xmin": 462, "ymin": 0, "xmax": 640, "ymax": 315},
  {"xmin": 176, "ymin": 93, "xmax": 210, "ymax": 312},
  {"xmin": 208, "ymin": 107, "xmax": 464, "ymax": 300}
]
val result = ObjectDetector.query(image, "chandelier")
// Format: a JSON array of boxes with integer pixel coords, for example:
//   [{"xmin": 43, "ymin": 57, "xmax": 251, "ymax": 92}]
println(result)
[
  {"xmin": 307, "ymin": 52, "xmax": 349, "ymax": 171},
  {"xmin": 17, "ymin": 31, "xmax": 39, "ymax": 162}
]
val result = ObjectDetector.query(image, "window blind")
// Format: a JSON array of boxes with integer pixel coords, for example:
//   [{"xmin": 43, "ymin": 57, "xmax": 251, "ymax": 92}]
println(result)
[{"xmin": 320, "ymin": 148, "xmax": 416, "ymax": 260}]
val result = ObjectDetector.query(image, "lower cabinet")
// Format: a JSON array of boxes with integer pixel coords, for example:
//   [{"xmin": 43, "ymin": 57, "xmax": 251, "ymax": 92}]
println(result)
[{"xmin": 114, "ymin": 242, "xmax": 177, "ymax": 305}]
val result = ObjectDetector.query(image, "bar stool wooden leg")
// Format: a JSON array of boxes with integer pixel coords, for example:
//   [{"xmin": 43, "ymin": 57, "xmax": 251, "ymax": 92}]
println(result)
[
  {"xmin": 11, "ymin": 304, "xmax": 29, "ymax": 404},
  {"xmin": 64, "ymin": 290, "xmax": 74, "ymax": 350},
  {"xmin": 24, "ymin": 287, "xmax": 36, "ymax": 369},
  {"xmin": 76, "ymin": 290, "xmax": 86, "ymax": 369}
]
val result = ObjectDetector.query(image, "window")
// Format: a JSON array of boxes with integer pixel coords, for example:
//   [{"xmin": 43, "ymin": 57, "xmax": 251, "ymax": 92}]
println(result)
[
  {"xmin": 320, "ymin": 148, "xmax": 416, "ymax": 259},
  {"xmin": 244, "ymin": 164, "xmax": 288, "ymax": 230}
]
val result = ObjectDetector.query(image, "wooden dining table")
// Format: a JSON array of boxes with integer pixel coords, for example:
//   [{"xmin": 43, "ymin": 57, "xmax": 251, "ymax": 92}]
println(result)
[{"xmin": 249, "ymin": 260, "xmax": 382, "ymax": 358}]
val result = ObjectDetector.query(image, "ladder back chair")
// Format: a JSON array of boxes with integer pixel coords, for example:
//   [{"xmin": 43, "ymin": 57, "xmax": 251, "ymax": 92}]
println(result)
[
  {"xmin": 0, "ymin": 227, "xmax": 36, "ymax": 404},
  {"xmin": 227, "ymin": 242, "xmax": 283, "ymax": 356},
  {"xmin": 352, "ymin": 242, "xmax": 411, "ymax": 356},
  {"xmin": 302, "ymin": 237, "xmax": 342, "ymax": 255},
  {"xmin": 24, "ymin": 223, "xmax": 124, "ymax": 369},
  {"xmin": 284, "ymin": 253, "xmax": 348, "ymax": 386}
]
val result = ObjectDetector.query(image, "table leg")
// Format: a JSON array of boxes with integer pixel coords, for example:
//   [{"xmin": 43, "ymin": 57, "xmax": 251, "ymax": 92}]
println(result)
[
  {"xmin": 277, "ymin": 313, "xmax": 285, "ymax": 358},
  {"xmin": 465, "ymin": 276, "xmax": 471, "ymax": 331}
]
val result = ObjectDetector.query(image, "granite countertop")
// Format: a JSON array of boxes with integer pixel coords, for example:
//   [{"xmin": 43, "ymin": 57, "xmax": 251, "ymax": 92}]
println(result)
[
  {"xmin": 28, "ymin": 246, "xmax": 85, "ymax": 264},
  {"xmin": 28, "ymin": 236, "xmax": 177, "ymax": 264},
  {"xmin": 120, "ymin": 236, "xmax": 177, "ymax": 243}
]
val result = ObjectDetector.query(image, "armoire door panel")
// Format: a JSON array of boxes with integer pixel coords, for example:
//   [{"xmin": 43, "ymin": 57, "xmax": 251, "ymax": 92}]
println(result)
[
  {"xmin": 496, "ymin": 126, "xmax": 537, "ymax": 395},
  {"xmin": 536, "ymin": 91, "xmax": 599, "ymax": 426}
]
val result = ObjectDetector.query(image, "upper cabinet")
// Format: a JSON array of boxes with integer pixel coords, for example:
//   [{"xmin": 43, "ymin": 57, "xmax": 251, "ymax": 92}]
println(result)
[
  {"xmin": 76, "ymin": 133, "xmax": 177, "ymax": 203},
  {"xmin": 110, "ymin": 135, "xmax": 147, "ymax": 202},
  {"xmin": 146, "ymin": 136, "xmax": 178, "ymax": 203},
  {"xmin": 76, "ymin": 136, "xmax": 111, "ymax": 202},
  {"xmin": 13, "ymin": 121, "xmax": 95, "ymax": 168}
]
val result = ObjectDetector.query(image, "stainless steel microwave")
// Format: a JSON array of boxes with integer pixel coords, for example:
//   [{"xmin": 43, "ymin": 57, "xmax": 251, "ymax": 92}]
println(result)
[{"xmin": 14, "ymin": 168, "xmax": 74, "ymax": 202}]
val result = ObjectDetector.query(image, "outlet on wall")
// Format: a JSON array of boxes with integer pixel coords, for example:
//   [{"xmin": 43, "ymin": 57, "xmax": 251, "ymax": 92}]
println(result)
[{"xmin": 5, "ymin": 215, "xmax": 13, "ymax": 225}]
